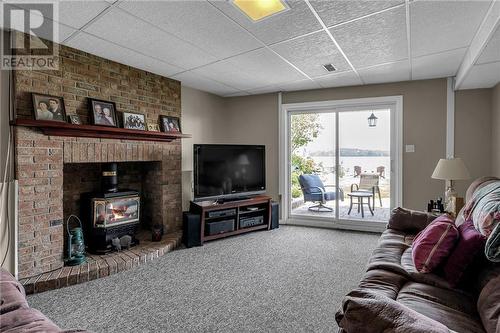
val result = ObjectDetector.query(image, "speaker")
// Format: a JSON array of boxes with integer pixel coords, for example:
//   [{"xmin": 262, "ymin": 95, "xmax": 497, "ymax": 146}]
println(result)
[
  {"xmin": 270, "ymin": 201, "xmax": 279, "ymax": 230},
  {"xmin": 183, "ymin": 212, "xmax": 201, "ymax": 248}
]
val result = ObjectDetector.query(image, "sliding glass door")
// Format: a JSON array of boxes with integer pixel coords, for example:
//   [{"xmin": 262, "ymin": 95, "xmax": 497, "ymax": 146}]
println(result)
[
  {"xmin": 289, "ymin": 112, "xmax": 336, "ymax": 218},
  {"xmin": 283, "ymin": 97, "xmax": 402, "ymax": 231}
]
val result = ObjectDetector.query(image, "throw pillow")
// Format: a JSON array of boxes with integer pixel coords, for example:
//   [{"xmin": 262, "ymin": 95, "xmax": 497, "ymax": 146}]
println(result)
[
  {"xmin": 412, "ymin": 214, "xmax": 459, "ymax": 273},
  {"xmin": 442, "ymin": 220, "xmax": 487, "ymax": 287}
]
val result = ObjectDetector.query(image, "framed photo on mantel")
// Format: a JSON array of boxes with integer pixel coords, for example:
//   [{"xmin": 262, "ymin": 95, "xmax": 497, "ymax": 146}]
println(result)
[
  {"xmin": 160, "ymin": 115, "xmax": 181, "ymax": 133},
  {"xmin": 88, "ymin": 98, "xmax": 118, "ymax": 127},
  {"xmin": 32, "ymin": 93, "xmax": 66, "ymax": 122}
]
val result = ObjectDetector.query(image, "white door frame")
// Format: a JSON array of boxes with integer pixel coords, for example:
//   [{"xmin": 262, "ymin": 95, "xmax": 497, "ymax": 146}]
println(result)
[{"xmin": 279, "ymin": 96, "xmax": 403, "ymax": 233}]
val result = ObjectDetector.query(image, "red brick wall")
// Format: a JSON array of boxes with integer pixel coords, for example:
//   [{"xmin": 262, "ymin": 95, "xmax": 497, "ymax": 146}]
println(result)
[{"xmin": 14, "ymin": 40, "xmax": 182, "ymax": 279}]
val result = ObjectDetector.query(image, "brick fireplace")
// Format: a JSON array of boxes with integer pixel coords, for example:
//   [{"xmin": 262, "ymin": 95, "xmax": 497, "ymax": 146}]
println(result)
[{"xmin": 13, "ymin": 40, "xmax": 183, "ymax": 279}]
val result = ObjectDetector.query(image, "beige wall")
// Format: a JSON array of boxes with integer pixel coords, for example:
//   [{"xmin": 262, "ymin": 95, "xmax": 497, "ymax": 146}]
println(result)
[
  {"xmin": 223, "ymin": 94, "xmax": 280, "ymax": 202},
  {"xmin": 182, "ymin": 79, "xmax": 496, "ymax": 212},
  {"xmin": 492, "ymin": 83, "xmax": 500, "ymax": 177},
  {"xmin": 181, "ymin": 86, "xmax": 226, "ymax": 210},
  {"xmin": 283, "ymin": 79, "xmax": 447, "ymax": 210},
  {"xmin": 455, "ymin": 89, "xmax": 492, "ymax": 195}
]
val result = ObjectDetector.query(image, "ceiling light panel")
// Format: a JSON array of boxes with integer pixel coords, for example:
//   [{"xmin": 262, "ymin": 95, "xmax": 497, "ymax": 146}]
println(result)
[
  {"xmin": 118, "ymin": 0, "xmax": 262, "ymax": 59},
  {"xmin": 309, "ymin": 0, "xmax": 404, "ymax": 27},
  {"xmin": 270, "ymin": 30, "xmax": 351, "ymax": 77},
  {"xmin": 330, "ymin": 6, "xmax": 407, "ymax": 68},
  {"xmin": 208, "ymin": 0, "xmax": 321, "ymax": 45},
  {"xmin": 232, "ymin": 0, "xmax": 289, "ymax": 22},
  {"xmin": 410, "ymin": 0, "xmax": 491, "ymax": 58}
]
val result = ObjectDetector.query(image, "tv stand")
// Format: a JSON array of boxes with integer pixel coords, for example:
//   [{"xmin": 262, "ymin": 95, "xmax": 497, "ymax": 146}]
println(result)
[
  {"xmin": 213, "ymin": 196, "xmax": 253, "ymax": 204},
  {"xmin": 189, "ymin": 195, "xmax": 272, "ymax": 244}
]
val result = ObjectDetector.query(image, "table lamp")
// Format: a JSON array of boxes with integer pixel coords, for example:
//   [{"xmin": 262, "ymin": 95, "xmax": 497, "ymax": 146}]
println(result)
[{"xmin": 431, "ymin": 157, "xmax": 470, "ymax": 212}]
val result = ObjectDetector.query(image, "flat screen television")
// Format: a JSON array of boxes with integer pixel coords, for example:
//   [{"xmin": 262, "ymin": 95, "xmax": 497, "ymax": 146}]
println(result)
[{"xmin": 193, "ymin": 144, "xmax": 266, "ymax": 201}]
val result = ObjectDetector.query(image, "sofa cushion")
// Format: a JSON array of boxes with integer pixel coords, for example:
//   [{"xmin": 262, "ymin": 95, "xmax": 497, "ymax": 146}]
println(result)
[
  {"xmin": 358, "ymin": 269, "xmax": 409, "ymax": 300},
  {"xmin": 367, "ymin": 229, "xmax": 413, "ymax": 275},
  {"xmin": 401, "ymin": 247, "xmax": 454, "ymax": 290},
  {"xmin": 396, "ymin": 282, "xmax": 485, "ymax": 333},
  {"xmin": 337, "ymin": 289, "xmax": 455, "ymax": 333},
  {"xmin": 443, "ymin": 220, "xmax": 487, "ymax": 287},
  {"xmin": 477, "ymin": 275, "xmax": 500, "ymax": 333},
  {"xmin": 388, "ymin": 207, "xmax": 439, "ymax": 233},
  {"xmin": 412, "ymin": 215, "xmax": 459, "ymax": 273}
]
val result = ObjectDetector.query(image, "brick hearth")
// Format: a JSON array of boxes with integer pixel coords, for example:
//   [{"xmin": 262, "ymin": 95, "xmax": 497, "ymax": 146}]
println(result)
[
  {"xmin": 19, "ymin": 231, "xmax": 182, "ymax": 295},
  {"xmin": 14, "ymin": 37, "xmax": 183, "ymax": 280}
]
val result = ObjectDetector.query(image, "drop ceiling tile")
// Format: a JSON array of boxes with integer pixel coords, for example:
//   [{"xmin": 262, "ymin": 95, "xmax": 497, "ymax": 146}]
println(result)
[
  {"xmin": 208, "ymin": 0, "xmax": 321, "ymax": 45},
  {"xmin": 6, "ymin": 1, "xmax": 110, "ymax": 30},
  {"xmin": 223, "ymin": 91, "xmax": 251, "ymax": 97},
  {"xmin": 173, "ymin": 71, "xmax": 242, "ymax": 96},
  {"xmin": 412, "ymin": 48, "xmax": 466, "ymax": 80},
  {"xmin": 310, "ymin": 0, "xmax": 404, "ymax": 27},
  {"xmin": 410, "ymin": 0, "xmax": 491, "ymax": 57},
  {"xmin": 118, "ymin": 1, "xmax": 261, "ymax": 59},
  {"xmin": 12, "ymin": 20, "xmax": 76, "ymax": 44},
  {"xmin": 477, "ymin": 25, "xmax": 500, "ymax": 64},
  {"xmin": 330, "ymin": 6, "xmax": 407, "ymax": 68},
  {"xmin": 358, "ymin": 60, "xmax": 410, "ymax": 84},
  {"xmin": 247, "ymin": 85, "xmax": 281, "ymax": 95},
  {"xmin": 270, "ymin": 31, "xmax": 351, "ymax": 78},
  {"xmin": 83, "ymin": 8, "xmax": 217, "ymax": 69},
  {"xmin": 279, "ymin": 79, "xmax": 321, "ymax": 92},
  {"xmin": 314, "ymin": 71, "xmax": 362, "ymax": 88},
  {"xmin": 204, "ymin": 47, "xmax": 306, "ymax": 87},
  {"xmin": 49, "ymin": 1, "xmax": 110, "ymax": 30},
  {"xmin": 460, "ymin": 61, "xmax": 500, "ymax": 89},
  {"xmin": 66, "ymin": 32, "xmax": 184, "ymax": 77},
  {"xmin": 191, "ymin": 56, "xmax": 270, "ymax": 91}
]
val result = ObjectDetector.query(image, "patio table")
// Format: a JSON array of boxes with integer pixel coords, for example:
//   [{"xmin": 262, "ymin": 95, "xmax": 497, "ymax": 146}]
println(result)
[{"xmin": 347, "ymin": 191, "xmax": 374, "ymax": 218}]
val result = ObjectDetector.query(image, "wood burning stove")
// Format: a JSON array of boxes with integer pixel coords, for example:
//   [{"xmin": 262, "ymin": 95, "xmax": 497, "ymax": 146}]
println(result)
[{"xmin": 81, "ymin": 163, "xmax": 141, "ymax": 253}]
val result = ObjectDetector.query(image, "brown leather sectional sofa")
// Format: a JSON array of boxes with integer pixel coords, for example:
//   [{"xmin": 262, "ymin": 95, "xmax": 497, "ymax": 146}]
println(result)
[{"xmin": 336, "ymin": 206, "xmax": 500, "ymax": 333}]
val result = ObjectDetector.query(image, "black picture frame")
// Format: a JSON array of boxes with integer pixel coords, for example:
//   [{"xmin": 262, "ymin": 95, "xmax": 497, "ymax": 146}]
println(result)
[
  {"xmin": 32, "ymin": 93, "xmax": 67, "ymax": 122},
  {"xmin": 88, "ymin": 98, "xmax": 118, "ymax": 127},
  {"xmin": 160, "ymin": 115, "xmax": 181, "ymax": 133},
  {"xmin": 122, "ymin": 111, "xmax": 146, "ymax": 131}
]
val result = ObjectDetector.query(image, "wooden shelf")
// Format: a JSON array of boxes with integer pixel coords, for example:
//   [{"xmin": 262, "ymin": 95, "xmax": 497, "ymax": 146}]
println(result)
[
  {"xmin": 12, "ymin": 119, "xmax": 192, "ymax": 143},
  {"xmin": 190, "ymin": 195, "xmax": 272, "ymax": 244},
  {"xmin": 203, "ymin": 224, "xmax": 268, "ymax": 241}
]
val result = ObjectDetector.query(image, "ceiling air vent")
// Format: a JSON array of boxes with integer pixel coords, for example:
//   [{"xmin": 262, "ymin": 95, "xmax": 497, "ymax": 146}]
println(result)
[{"xmin": 323, "ymin": 64, "xmax": 336, "ymax": 72}]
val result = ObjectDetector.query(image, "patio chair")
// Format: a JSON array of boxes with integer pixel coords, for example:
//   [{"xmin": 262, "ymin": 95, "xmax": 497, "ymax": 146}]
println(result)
[
  {"xmin": 298, "ymin": 174, "xmax": 344, "ymax": 212},
  {"xmin": 354, "ymin": 166, "xmax": 362, "ymax": 177},
  {"xmin": 377, "ymin": 166, "xmax": 386, "ymax": 178},
  {"xmin": 351, "ymin": 173, "xmax": 382, "ymax": 208}
]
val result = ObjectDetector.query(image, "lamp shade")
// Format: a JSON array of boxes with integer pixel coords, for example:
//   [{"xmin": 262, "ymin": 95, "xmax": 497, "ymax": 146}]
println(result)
[{"xmin": 431, "ymin": 158, "xmax": 470, "ymax": 181}]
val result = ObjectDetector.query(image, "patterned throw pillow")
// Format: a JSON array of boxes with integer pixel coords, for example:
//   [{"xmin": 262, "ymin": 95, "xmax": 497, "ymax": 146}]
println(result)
[
  {"xmin": 442, "ymin": 220, "xmax": 487, "ymax": 287},
  {"xmin": 412, "ymin": 214, "xmax": 459, "ymax": 273}
]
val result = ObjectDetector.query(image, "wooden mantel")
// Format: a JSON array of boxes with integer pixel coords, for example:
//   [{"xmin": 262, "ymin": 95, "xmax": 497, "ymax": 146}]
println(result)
[{"xmin": 12, "ymin": 119, "xmax": 192, "ymax": 143}]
